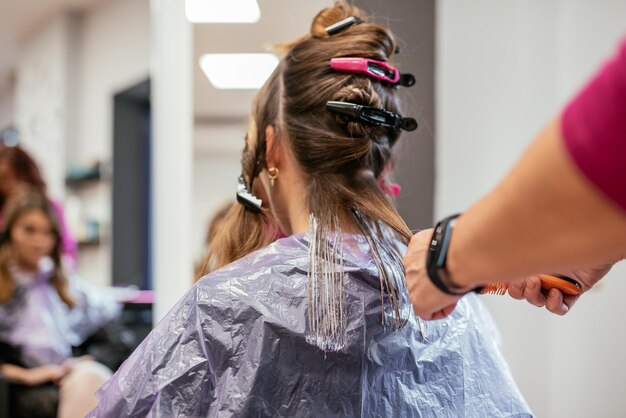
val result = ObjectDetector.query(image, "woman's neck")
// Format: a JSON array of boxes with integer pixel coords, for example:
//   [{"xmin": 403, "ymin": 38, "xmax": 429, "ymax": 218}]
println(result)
[
  {"xmin": 287, "ymin": 207, "xmax": 361, "ymax": 235},
  {"xmin": 12, "ymin": 256, "xmax": 39, "ymax": 274},
  {"xmin": 277, "ymin": 160, "xmax": 361, "ymax": 235}
]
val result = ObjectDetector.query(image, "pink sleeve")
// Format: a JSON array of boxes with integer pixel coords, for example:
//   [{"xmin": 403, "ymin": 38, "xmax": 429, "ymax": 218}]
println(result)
[
  {"xmin": 561, "ymin": 37, "xmax": 626, "ymax": 212},
  {"xmin": 50, "ymin": 199, "xmax": 78, "ymax": 268}
]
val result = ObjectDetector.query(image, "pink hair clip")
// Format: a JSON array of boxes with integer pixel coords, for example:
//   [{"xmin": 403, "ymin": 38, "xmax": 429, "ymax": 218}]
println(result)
[
  {"xmin": 379, "ymin": 181, "xmax": 401, "ymax": 197},
  {"xmin": 330, "ymin": 57, "xmax": 415, "ymax": 87}
]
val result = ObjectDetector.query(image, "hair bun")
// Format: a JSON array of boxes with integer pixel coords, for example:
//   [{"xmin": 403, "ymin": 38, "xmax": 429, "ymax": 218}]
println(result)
[{"xmin": 310, "ymin": 3, "xmax": 365, "ymax": 38}]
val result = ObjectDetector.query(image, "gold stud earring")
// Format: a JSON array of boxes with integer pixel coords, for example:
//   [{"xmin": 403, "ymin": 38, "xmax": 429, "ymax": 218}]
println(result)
[{"xmin": 268, "ymin": 167, "xmax": 279, "ymax": 186}]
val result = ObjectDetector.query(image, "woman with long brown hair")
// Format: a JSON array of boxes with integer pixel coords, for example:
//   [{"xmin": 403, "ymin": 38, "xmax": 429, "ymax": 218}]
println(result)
[
  {"xmin": 0, "ymin": 144, "xmax": 78, "ymax": 268},
  {"xmin": 90, "ymin": 3, "xmax": 531, "ymax": 416},
  {"xmin": 0, "ymin": 190, "xmax": 119, "ymax": 418}
]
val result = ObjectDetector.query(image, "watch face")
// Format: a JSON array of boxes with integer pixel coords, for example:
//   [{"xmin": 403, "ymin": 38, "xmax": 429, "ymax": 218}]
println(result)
[
  {"xmin": 427, "ymin": 223, "xmax": 445, "ymax": 268},
  {"xmin": 425, "ymin": 214, "xmax": 466, "ymax": 296}
]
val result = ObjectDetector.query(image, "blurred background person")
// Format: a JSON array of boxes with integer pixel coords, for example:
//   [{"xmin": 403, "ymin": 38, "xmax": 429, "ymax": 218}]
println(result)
[
  {"xmin": 194, "ymin": 200, "xmax": 234, "ymax": 280},
  {"xmin": 0, "ymin": 144, "xmax": 78, "ymax": 270},
  {"xmin": 0, "ymin": 189, "xmax": 120, "ymax": 418}
]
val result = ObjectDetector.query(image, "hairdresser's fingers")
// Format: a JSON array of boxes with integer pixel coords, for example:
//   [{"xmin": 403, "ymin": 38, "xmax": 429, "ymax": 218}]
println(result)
[
  {"xmin": 545, "ymin": 288, "xmax": 568, "ymax": 315},
  {"xmin": 408, "ymin": 278, "xmax": 459, "ymax": 320},
  {"xmin": 507, "ymin": 278, "xmax": 530, "ymax": 300},
  {"xmin": 405, "ymin": 229, "xmax": 462, "ymax": 320},
  {"xmin": 430, "ymin": 310, "xmax": 446, "ymax": 321},
  {"xmin": 523, "ymin": 276, "xmax": 547, "ymax": 307},
  {"xmin": 420, "ymin": 302, "xmax": 458, "ymax": 321},
  {"xmin": 546, "ymin": 289, "xmax": 581, "ymax": 315},
  {"xmin": 430, "ymin": 304, "xmax": 456, "ymax": 321},
  {"xmin": 441, "ymin": 302, "xmax": 457, "ymax": 317},
  {"xmin": 562, "ymin": 293, "xmax": 580, "ymax": 311}
]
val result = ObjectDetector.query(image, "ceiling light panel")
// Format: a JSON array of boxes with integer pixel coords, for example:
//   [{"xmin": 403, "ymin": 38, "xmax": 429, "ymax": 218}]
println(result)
[
  {"xmin": 199, "ymin": 53, "xmax": 279, "ymax": 89},
  {"xmin": 186, "ymin": 0, "xmax": 261, "ymax": 23}
]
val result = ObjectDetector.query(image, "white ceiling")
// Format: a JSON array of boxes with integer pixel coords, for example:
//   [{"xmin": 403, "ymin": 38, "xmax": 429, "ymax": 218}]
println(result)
[
  {"xmin": 0, "ymin": 0, "xmax": 332, "ymax": 118},
  {"xmin": 193, "ymin": 0, "xmax": 332, "ymax": 119}
]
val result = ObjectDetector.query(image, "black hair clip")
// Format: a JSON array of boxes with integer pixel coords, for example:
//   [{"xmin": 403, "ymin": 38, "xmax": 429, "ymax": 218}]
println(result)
[
  {"xmin": 326, "ymin": 101, "xmax": 418, "ymax": 132},
  {"xmin": 325, "ymin": 16, "xmax": 361, "ymax": 35},
  {"xmin": 236, "ymin": 175, "xmax": 262, "ymax": 213},
  {"xmin": 398, "ymin": 73, "xmax": 415, "ymax": 87}
]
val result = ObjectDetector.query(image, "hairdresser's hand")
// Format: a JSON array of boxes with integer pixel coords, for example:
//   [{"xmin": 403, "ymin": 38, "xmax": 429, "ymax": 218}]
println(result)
[
  {"xmin": 404, "ymin": 229, "xmax": 462, "ymax": 320},
  {"xmin": 508, "ymin": 261, "xmax": 615, "ymax": 315}
]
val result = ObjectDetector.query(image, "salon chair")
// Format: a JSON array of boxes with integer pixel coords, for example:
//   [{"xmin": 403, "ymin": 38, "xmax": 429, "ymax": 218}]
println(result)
[
  {"xmin": 0, "ymin": 374, "xmax": 8, "ymax": 418},
  {"xmin": 0, "ymin": 293, "xmax": 152, "ymax": 418}
]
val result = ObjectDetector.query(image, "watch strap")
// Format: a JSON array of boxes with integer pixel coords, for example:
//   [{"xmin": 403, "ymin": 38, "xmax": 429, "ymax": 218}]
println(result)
[{"xmin": 426, "ymin": 214, "xmax": 475, "ymax": 296}]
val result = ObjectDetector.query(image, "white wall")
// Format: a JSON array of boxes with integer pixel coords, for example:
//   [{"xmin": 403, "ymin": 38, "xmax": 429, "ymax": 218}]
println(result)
[
  {"xmin": 0, "ymin": 81, "xmax": 14, "ymax": 129},
  {"xmin": 437, "ymin": 1, "xmax": 626, "ymax": 416},
  {"xmin": 11, "ymin": 0, "xmax": 150, "ymax": 287},
  {"xmin": 192, "ymin": 123, "xmax": 244, "ymax": 263},
  {"xmin": 71, "ymin": 0, "xmax": 150, "ymax": 286},
  {"xmin": 15, "ymin": 14, "xmax": 75, "ymax": 200},
  {"xmin": 73, "ymin": 0, "xmax": 150, "ymax": 164}
]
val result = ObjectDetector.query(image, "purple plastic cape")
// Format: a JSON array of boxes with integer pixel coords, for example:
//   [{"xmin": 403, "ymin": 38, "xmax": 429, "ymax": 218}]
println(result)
[
  {"xmin": 0, "ymin": 258, "xmax": 121, "ymax": 367},
  {"xmin": 90, "ymin": 233, "xmax": 532, "ymax": 417}
]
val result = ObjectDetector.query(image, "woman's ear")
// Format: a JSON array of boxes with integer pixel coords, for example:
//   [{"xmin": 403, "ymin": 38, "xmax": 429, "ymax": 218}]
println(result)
[{"xmin": 265, "ymin": 125, "xmax": 283, "ymax": 168}]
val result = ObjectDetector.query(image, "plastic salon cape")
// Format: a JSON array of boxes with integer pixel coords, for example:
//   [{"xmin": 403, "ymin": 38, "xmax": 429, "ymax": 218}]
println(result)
[
  {"xmin": 90, "ymin": 233, "xmax": 532, "ymax": 417},
  {"xmin": 0, "ymin": 258, "xmax": 121, "ymax": 367}
]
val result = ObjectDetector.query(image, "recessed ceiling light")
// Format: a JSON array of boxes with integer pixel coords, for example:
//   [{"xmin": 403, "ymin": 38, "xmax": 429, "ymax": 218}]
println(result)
[
  {"xmin": 199, "ymin": 53, "xmax": 279, "ymax": 89},
  {"xmin": 185, "ymin": 0, "xmax": 261, "ymax": 23}
]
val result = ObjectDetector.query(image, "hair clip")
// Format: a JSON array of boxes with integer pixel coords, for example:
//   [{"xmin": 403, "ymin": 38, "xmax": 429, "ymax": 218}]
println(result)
[
  {"xmin": 326, "ymin": 101, "xmax": 418, "ymax": 132},
  {"xmin": 325, "ymin": 16, "xmax": 361, "ymax": 35},
  {"xmin": 236, "ymin": 175, "xmax": 262, "ymax": 213},
  {"xmin": 379, "ymin": 180, "xmax": 401, "ymax": 197},
  {"xmin": 330, "ymin": 58, "xmax": 415, "ymax": 87}
]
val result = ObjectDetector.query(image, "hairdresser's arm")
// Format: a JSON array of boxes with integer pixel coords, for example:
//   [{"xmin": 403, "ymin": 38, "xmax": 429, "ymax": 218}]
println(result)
[
  {"xmin": 407, "ymin": 120, "xmax": 626, "ymax": 320},
  {"xmin": 449, "ymin": 120, "xmax": 626, "ymax": 286},
  {"xmin": 408, "ymin": 38, "xmax": 626, "ymax": 320}
]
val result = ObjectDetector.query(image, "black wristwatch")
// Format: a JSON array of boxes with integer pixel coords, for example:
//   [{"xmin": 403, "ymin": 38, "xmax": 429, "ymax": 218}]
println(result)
[{"xmin": 426, "ymin": 214, "xmax": 478, "ymax": 296}]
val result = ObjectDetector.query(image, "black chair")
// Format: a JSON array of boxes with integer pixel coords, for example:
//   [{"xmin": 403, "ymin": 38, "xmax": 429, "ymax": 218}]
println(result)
[
  {"xmin": 73, "ymin": 302, "xmax": 152, "ymax": 372},
  {"xmin": 0, "ymin": 362, "xmax": 59, "ymax": 418},
  {"xmin": 0, "ymin": 302, "xmax": 152, "ymax": 417},
  {"xmin": 0, "ymin": 374, "xmax": 9, "ymax": 418}
]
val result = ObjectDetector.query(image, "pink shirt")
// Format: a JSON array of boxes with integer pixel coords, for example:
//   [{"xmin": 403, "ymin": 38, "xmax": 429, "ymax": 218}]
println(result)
[
  {"xmin": 49, "ymin": 199, "xmax": 78, "ymax": 268},
  {"xmin": 561, "ymin": 37, "xmax": 626, "ymax": 212}
]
